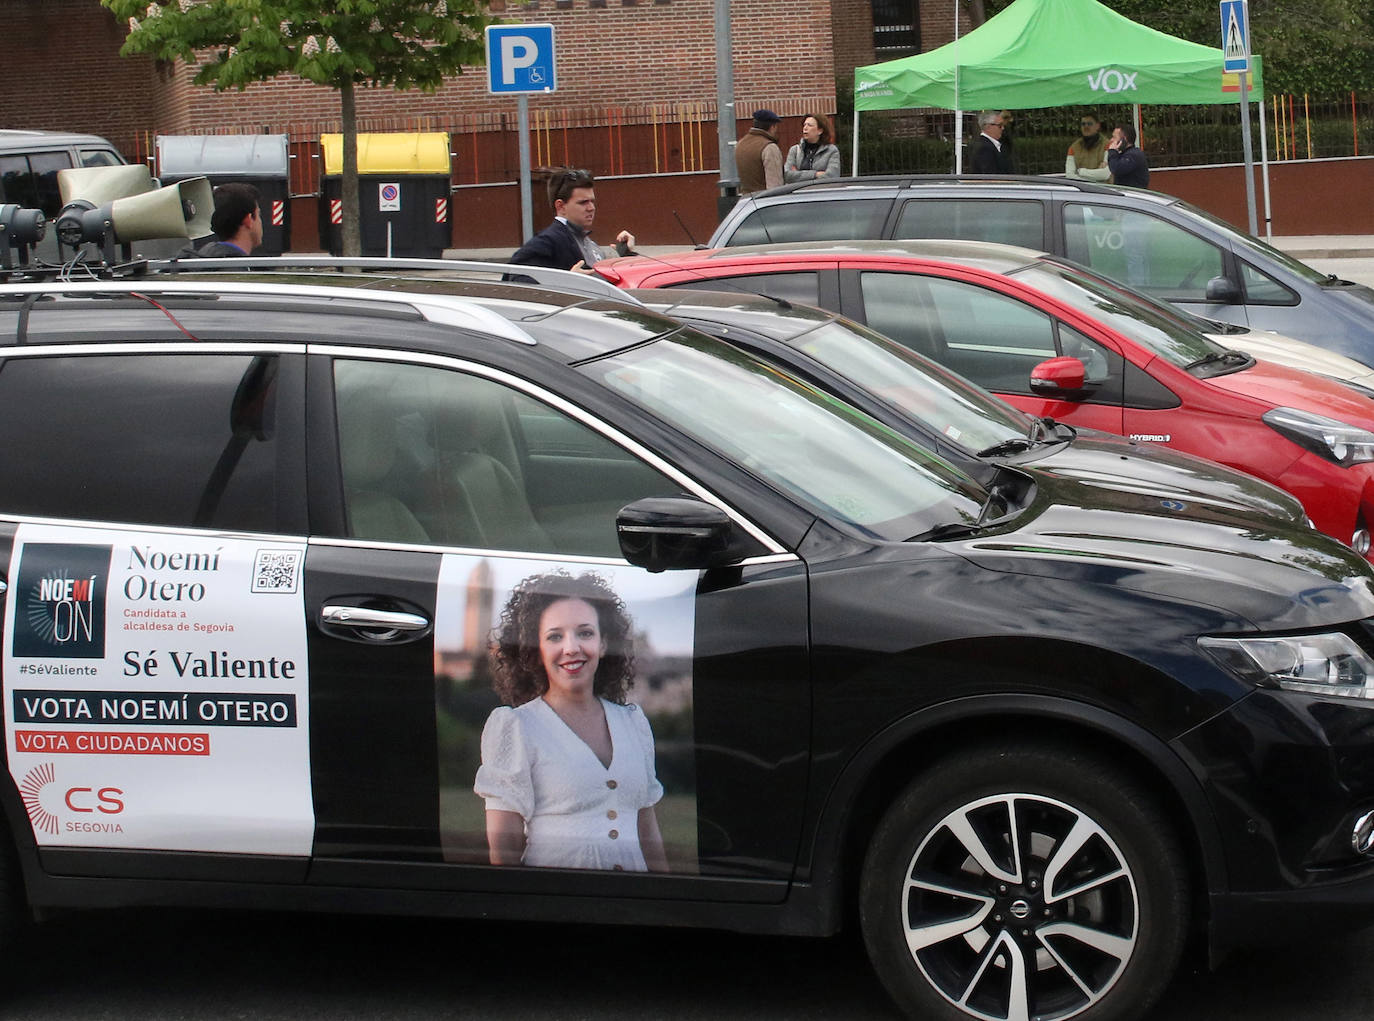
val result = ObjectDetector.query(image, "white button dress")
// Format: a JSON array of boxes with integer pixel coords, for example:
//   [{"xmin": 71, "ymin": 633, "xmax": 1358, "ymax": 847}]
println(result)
[{"xmin": 474, "ymin": 697, "xmax": 664, "ymax": 871}]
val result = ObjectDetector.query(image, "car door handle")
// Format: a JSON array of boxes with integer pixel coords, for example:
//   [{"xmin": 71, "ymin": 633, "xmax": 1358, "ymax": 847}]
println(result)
[{"xmin": 320, "ymin": 605, "xmax": 430, "ymax": 632}]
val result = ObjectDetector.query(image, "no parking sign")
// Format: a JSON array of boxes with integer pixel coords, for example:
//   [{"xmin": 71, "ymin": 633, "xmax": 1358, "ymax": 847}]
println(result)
[{"xmin": 378, "ymin": 182, "xmax": 401, "ymax": 212}]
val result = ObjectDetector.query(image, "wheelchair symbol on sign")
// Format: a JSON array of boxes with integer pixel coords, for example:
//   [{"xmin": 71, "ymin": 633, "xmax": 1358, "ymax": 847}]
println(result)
[{"xmin": 528, "ymin": 66, "xmax": 546, "ymax": 84}]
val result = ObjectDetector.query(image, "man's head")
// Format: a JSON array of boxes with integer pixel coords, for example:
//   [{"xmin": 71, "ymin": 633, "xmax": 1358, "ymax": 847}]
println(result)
[
  {"xmin": 547, "ymin": 167, "xmax": 596, "ymax": 231},
  {"xmin": 209, "ymin": 182, "xmax": 262, "ymax": 250},
  {"xmin": 1080, "ymin": 113, "xmax": 1101, "ymax": 139},
  {"xmin": 999, "ymin": 110, "xmax": 1015, "ymax": 133},
  {"xmin": 1113, "ymin": 124, "xmax": 1137, "ymax": 147},
  {"xmin": 977, "ymin": 111, "xmax": 1003, "ymax": 137},
  {"xmin": 752, "ymin": 109, "xmax": 782, "ymax": 134}
]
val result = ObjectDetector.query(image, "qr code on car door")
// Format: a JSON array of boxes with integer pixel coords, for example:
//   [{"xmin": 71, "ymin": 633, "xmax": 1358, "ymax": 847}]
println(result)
[{"xmin": 252, "ymin": 548, "xmax": 303, "ymax": 594}]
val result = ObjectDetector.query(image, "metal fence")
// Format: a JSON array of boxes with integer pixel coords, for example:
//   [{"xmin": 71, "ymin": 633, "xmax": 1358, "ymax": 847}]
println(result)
[
  {"xmin": 841, "ymin": 92, "xmax": 1374, "ymax": 175},
  {"xmin": 129, "ymin": 92, "xmax": 1374, "ymax": 198}
]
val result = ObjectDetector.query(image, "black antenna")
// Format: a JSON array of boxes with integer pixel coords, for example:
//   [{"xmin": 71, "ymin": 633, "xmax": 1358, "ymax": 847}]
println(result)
[{"xmin": 672, "ymin": 210, "xmax": 701, "ymax": 249}]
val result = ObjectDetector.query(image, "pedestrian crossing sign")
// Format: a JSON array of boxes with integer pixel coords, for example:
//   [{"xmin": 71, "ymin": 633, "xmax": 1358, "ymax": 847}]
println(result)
[{"xmin": 1220, "ymin": 0, "xmax": 1250, "ymax": 73}]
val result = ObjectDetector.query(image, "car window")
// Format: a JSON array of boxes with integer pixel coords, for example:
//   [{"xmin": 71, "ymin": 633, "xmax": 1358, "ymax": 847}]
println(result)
[
  {"xmin": 791, "ymin": 319, "xmax": 1031, "ymax": 451},
  {"xmin": 27, "ymin": 150, "xmax": 75, "ymax": 218},
  {"xmin": 859, "ymin": 271, "xmax": 1056, "ymax": 395},
  {"xmin": 1062, "ymin": 203, "xmax": 1224, "ymax": 301},
  {"xmin": 78, "ymin": 148, "xmax": 123, "ymax": 168},
  {"xmin": 1010, "ymin": 262, "xmax": 1224, "ymax": 370},
  {"xmin": 582, "ymin": 330, "xmax": 987, "ymax": 541},
  {"xmin": 0, "ymin": 155, "xmax": 39, "ymax": 208},
  {"xmin": 1174, "ymin": 199, "xmax": 1331, "ymax": 286},
  {"xmin": 1058, "ymin": 322, "xmax": 1124, "ymax": 403},
  {"xmin": 1240, "ymin": 261, "xmax": 1299, "ymax": 305},
  {"xmin": 0, "ymin": 353, "xmax": 289, "ymax": 532},
  {"xmin": 663, "ymin": 271, "xmax": 820, "ymax": 305},
  {"xmin": 894, "ymin": 199, "xmax": 1044, "ymax": 249},
  {"xmin": 725, "ymin": 199, "xmax": 890, "ymax": 246},
  {"xmin": 332, "ymin": 359, "xmax": 681, "ymax": 557}
]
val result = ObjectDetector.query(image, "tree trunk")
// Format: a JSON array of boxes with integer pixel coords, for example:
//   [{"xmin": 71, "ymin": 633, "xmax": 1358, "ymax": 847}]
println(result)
[{"xmin": 341, "ymin": 78, "xmax": 361, "ymax": 258}]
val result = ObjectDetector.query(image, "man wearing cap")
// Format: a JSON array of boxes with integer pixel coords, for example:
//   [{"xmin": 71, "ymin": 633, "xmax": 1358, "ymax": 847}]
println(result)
[{"xmin": 737, "ymin": 110, "xmax": 785, "ymax": 195}]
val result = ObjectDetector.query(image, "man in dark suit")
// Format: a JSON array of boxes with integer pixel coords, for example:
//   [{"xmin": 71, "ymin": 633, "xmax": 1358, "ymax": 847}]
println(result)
[
  {"xmin": 180, "ymin": 182, "xmax": 263, "ymax": 257},
  {"xmin": 969, "ymin": 111, "xmax": 1012, "ymax": 175},
  {"xmin": 508, "ymin": 168, "xmax": 635, "ymax": 272}
]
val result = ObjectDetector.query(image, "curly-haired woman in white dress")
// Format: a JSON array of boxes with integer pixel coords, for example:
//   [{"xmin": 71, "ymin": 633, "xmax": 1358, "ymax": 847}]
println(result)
[{"xmin": 474, "ymin": 570, "xmax": 668, "ymax": 872}]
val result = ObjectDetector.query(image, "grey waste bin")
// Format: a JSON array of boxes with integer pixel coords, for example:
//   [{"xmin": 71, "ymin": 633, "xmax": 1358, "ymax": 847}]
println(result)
[{"xmin": 156, "ymin": 134, "xmax": 291, "ymax": 254}]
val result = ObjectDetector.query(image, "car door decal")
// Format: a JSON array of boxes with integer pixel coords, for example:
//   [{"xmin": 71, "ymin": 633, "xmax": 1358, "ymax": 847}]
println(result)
[
  {"xmin": 4, "ymin": 522, "xmax": 313, "ymax": 855},
  {"xmin": 434, "ymin": 553, "xmax": 698, "ymax": 874}
]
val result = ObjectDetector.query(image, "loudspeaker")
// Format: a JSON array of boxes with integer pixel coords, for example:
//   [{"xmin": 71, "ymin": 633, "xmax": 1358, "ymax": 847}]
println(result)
[
  {"xmin": 107, "ymin": 177, "xmax": 213, "ymax": 242},
  {"xmin": 57, "ymin": 164, "xmax": 155, "ymax": 206},
  {"xmin": 55, "ymin": 176, "xmax": 214, "ymax": 247}
]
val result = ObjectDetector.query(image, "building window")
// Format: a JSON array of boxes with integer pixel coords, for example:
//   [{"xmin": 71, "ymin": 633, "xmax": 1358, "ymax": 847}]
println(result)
[{"xmin": 873, "ymin": 0, "xmax": 920, "ymax": 59}]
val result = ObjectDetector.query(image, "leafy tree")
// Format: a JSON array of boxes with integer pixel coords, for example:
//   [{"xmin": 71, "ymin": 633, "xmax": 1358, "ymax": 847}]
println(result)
[{"xmin": 102, "ymin": 0, "xmax": 490, "ymax": 256}]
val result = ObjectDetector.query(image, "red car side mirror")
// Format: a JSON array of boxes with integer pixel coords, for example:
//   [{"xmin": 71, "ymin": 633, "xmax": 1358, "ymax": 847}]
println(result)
[{"xmin": 1029, "ymin": 356, "xmax": 1089, "ymax": 398}]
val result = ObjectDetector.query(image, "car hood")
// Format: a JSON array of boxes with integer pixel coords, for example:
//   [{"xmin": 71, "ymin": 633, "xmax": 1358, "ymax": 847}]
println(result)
[
  {"xmin": 1209, "ymin": 330, "xmax": 1374, "ymax": 390},
  {"xmin": 952, "ymin": 474, "xmax": 1374, "ymax": 630},
  {"xmin": 1203, "ymin": 357, "xmax": 1374, "ymax": 426},
  {"xmin": 1013, "ymin": 431, "xmax": 1308, "ymax": 525}
]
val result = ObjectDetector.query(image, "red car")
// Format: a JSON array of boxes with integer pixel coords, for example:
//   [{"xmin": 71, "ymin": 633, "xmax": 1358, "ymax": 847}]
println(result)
[{"xmin": 599, "ymin": 240, "xmax": 1374, "ymax": 561}]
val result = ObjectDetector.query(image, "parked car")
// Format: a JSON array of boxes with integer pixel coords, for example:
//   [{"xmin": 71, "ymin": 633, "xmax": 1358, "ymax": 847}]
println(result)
[
  {"xmin": 6, "ymin": 258, "xmax": 1374, "ymax": 1021},
  {"xmin": 633, "ymin": 285, "xmax": 1309, "ymax": 525},
  {"xmin": 0, "ymin": 129, "xmax": 128, "ymax": 263},
  {"xmin": 707, "ymin": 176, "xmax": 1374, "ymax": 366},
  {"xmin": 599, "ymin": 239, "xmax": 1374, "ymax": 560}
]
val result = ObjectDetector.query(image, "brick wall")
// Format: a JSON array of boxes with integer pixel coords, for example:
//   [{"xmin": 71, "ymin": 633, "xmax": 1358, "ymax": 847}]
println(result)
[
  {"xmin": 2, "ymin": 0, "xmax": 160, "ymax": 160},
  {"xmin": 79, "ymin": 1, "xmax": 836, "ymax": 137}
]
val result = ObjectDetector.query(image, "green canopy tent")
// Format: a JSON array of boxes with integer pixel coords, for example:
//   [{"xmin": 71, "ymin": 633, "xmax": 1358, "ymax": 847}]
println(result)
[{"xmin": 852, "ymin": 0, "xmax": 1268, "ymax": 224}]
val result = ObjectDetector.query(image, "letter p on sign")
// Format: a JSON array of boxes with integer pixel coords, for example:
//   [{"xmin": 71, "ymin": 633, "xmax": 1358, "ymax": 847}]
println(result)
[{"xmin": 501, "ymin": 37, "xmax": 538, "ymax": 84}]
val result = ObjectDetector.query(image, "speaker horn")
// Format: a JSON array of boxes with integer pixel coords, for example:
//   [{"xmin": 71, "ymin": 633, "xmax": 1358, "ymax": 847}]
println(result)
[
  {"xmin": 55, "ymin": 176, "xmax": 213, "ymax": 248},
  {"xmin": 57, "ymin": 164, "xmax": 155, "ymax": 205},
  {"xmin": 108, "ymin": 177, "xmax": 213, "ymax": 242}
]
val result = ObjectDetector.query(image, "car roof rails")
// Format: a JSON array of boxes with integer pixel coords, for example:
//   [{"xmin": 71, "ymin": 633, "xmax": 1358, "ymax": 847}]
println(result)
[
  {"xmin": 0, "ymin": 254, "xmax": 643, "ymax": 307},
  {"xmin": 763, "ymin": 174, "xmax": 1121, "ymax": 197},
  {"xmin": 0, "ymin": 278, "xmax": 544, "ymax": 347},
  {"xmin": 151, "ymin": 256, "xmax": 643, "ymax": 306}
]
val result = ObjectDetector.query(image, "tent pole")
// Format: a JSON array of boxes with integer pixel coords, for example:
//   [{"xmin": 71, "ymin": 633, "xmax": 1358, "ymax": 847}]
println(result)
[
  {"xmin": 1132, "ymin": 103, "xmax": 1142, "ymax": 144},
  {"xmin": 853, "ymin": 109, "xmax": 860, "ymax": 176},
  {"xmin": 1257, "ymin": 90, "xmax": 1273, "ymax": 238},
  {"xmin": 956, "ymin": 110, "xmax": 964, "ymax": 173}
]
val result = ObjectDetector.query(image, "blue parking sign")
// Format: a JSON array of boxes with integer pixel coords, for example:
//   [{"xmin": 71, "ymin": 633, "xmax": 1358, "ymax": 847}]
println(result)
[{"xmin": 485, "ymin": 24, "xmax": 557, "ymax": 94}]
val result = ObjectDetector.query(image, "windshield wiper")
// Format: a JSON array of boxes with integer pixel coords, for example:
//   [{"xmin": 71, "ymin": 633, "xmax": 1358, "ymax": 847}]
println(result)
[
  {"xmin": 976, "ymin": 437, "xmax": 1034, "ymax": 457},
  {"xmin": 1183, "ymin": 350, "xmax": 1250, "ymax": 372}
]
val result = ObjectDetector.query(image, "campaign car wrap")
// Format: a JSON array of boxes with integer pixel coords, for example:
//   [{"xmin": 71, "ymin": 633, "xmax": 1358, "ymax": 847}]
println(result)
[
  {"xmin": 434, "ymin": 554, "xmax": 699, "ymax": 873},
  {"xmin": 4, "ymin": 523, "xmax": 313, "ymax": 855}
]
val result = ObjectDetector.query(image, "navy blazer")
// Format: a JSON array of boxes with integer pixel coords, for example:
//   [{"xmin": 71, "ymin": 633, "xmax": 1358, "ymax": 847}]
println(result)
[{"xmin": 509, "ymin": 219, "xmax": 585, "ymax": 271}]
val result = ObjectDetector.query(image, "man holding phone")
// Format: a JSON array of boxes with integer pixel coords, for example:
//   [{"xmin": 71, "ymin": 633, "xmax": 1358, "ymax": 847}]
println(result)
[{"xmin": 508, "ymin": 167, "xmax": 636, "ymax": 273}]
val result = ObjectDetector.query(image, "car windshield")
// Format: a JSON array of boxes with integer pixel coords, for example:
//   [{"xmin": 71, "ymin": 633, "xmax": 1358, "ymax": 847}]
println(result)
[
  {"xmin": 787, "ymin": 319, "xmax": 1033, "ymax": 452},
  {"xmin": 580, "ymin": 328, "xmax": 989, "ymax": 540},
  {"xmin": 1172, "ymin": 200, "xmax": 1331, "ymax": 286},
  {"xmin": 1010, "ymin": 261, "xmax": 1225, "ymax": 369}
]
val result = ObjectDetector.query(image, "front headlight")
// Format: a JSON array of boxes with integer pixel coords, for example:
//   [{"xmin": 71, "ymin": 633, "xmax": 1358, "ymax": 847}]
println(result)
[
  {"xmin": 1199, "ymin": 632, "xmax": 1374, "ymax": 699},
  {"xmin": 1263, "ymin": 406, "xmax": 1374, "ymax": 467}
]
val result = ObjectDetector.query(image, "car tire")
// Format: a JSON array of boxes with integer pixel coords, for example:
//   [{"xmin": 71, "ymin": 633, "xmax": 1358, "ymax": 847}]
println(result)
[{"xmin": 859, "ymin": 742, "xmax": 1188, "ymax": 1021}]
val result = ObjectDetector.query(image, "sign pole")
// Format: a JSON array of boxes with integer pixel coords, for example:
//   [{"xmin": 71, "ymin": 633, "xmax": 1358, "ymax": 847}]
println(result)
[
  {"xmin": 518, "ymin": 94, "xmax": 533, "ymax": 242},
  {"xmin": 1239, "ymin": 71, "xmax": 1257, "ymax": 235},
  {"xmin": 1221, "ymin": 0, "xmax": 1258, "ymax": 235},
  {"xmin": 485, "ymin": 24, "xmax": 556, "ymax": 245}
]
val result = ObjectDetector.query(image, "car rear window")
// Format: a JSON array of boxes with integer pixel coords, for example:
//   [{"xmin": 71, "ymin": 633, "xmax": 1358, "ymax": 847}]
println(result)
[{"xmin": 724, "ymin": 199, "xmax": 890, "ymax": 246}]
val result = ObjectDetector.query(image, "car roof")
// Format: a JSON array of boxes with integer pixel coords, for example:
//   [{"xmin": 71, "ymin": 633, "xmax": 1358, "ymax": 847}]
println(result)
[
  {"xmin": 737, "ymin": 173, "xmax": 1178, "ymax": 209},
  {"xmin": 605, "ymin": 238, "xmax": 1047, "ymax": 278},
  {"xmin": 0, "ymin": 260, "xmax": 681, "ymax": 361},
  {"xmin": 0, "ymin": 129, "xmax": 121, "ymax": 151}
]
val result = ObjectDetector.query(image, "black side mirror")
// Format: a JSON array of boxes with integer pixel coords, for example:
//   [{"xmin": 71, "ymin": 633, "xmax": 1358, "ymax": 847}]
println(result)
[
  {"xmin": 617, "ymin": 497, "xmax": 740, "ymax": 573},
  {"xmin": 1205, "ymin": 275, "xmax": 1242, "ymax": 303}
]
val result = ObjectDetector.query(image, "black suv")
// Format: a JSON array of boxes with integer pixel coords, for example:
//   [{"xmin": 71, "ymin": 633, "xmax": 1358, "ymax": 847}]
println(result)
[
  {"xmin": 3, "ymin": 258, "xmax": 1374, "ymax": 1021},
  {"xmin": 709, "ymin": 175, "xmax": 1374, "ymax": 366}
]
